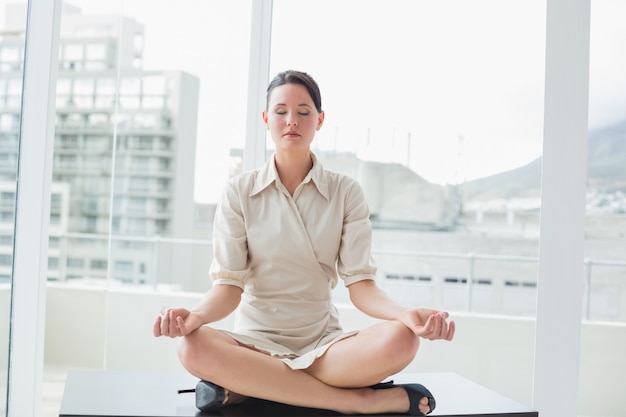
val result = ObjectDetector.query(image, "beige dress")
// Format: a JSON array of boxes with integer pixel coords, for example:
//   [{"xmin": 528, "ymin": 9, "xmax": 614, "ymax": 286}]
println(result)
[{"xmin": 209, "ymin": 153, "xmax": 377, "ymax": 369}]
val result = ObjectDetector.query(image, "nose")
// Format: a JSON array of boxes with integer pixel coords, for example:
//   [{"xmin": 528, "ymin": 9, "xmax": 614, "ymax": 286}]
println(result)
[{"xmin": 286, "ymin": 114, "xmax": 298, "ymax": 126}]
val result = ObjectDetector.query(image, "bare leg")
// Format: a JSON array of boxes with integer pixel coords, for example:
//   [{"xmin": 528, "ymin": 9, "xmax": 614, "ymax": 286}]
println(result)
[
  {"xmin": 177, "ymin": 325, "xmax": 420, "ymax": 414},
  {"xmin": 306, "ymin": 320, "xmax": 420, "ymax": 387},
  {"xmin": 306, "ymin": 320, "xmax": 432, "ymax": 415}
]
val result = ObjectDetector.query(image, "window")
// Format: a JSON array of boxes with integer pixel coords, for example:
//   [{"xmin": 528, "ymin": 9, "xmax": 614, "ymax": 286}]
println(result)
[
  {"xmin": 9, "ymin": 2, "xmax": 622, "ymax": 416},
  {"xmin": 49, "ymin": 214, "xmax": 61, "ymax": 225},
  {"xmin": 584, "ymin": 1, "xmax": 626, "ymax": 322},
  {"xmin": 271, "ymin": 0, "xmax": 545, "ymax": 313},
  {"xmin": 128, "ymin": 218, "xmax": 146, "ymax": 234},
  {"xmin": 0, "ymin": 113, "xmax": 18, "ymax": 130},
  {"xmin": 90, "ymin": 259, "xmax": 107, "ymax": 270},
  {"xmin": 84, "ymin": 216, "xmax": 98, "ymax": 232},
  {"xmin": 50, "ymin": 193, "xmax": 62, "ymax": 210},
  {"xmin": 114, "ymin": 260, "xmax": 133, "ymax": 273},
  {"xmin": 0, "ymin": 254, "xmax": 11, "ymax": 266},
  {"xmin": 1, "ymin": 211, "xmax": 14, "ymax": 222},
  {"xmin": 48, "ymin": 257, "xmax": 59, "ymax": 270},
  {"xmin": 0, "ymin": 234, "xmax": 13, "ymax": 246},
  {"xmin": 119, "ymin": 77, "xmax": 141, "ymax": 95},
  {"xmin": 67, "ymin": 258, "xmax": 84, "ymax": 268},
  {"xmin": 82, "ymin": 197, "xmax": 99, "ymax": 213},
  {"xmin": 128, "ymin": 197, "xmax": 146, "ymax": 212},
  {"xmin": 0, "ymin": 192, "xmax": 15, "ymax": 201},
  {"xmin": 63, "ymin": 43, "xmax": 84, "ymax": 61},
  {"xmin": 95, "ymin": 77, "xmax": 116, "ymax": 95},
  {"xmin": 155, "ymin": 219, "xmax": 168, "ymax": 234},
  {"xmin": 85, "ymin": 42, "xmax": 106, "ymax": 60},
  {"xmin": 129, "ymin": 177, "xmax": 150, "ymax": 192},
  {"xmin": 131, "ymin": 156, "xmax": 150, "ymax": 170},
  {"xmin": 0, "ymin": 45, "xmax": 19, "ymax": 63}
]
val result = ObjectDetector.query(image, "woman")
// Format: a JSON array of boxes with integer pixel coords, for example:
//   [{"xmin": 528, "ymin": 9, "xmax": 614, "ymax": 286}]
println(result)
[{"xmin": 153, "ymin": 70, "xmax": 455, "ymax": 415}]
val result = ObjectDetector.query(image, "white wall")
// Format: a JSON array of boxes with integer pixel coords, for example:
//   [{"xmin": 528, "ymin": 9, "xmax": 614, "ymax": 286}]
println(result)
[{"xmin": 43, "ymin": 284, "xmax": 626, "ymax": 417}]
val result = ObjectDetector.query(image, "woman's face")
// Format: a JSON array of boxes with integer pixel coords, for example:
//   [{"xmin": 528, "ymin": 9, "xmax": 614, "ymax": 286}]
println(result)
[{"xmin": 262, "ymin": 83, "xmax": 324, "ymax": 153}]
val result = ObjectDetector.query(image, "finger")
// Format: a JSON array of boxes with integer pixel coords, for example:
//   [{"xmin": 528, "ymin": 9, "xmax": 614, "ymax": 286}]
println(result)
[
  {"xmin": 168, "ymin": 310, "xmax": 179, "ymax": 336},
  {"xmin": 430, "ymin": 314, "xmax": 443, "ymax": 339},
  {"xmin": 439, "ymin": 319, "xmax": 450, "ymax": 339},
  {"xmin": 153, "ymin": 316, "xmax": 162, "ymax": 337},
  {"xmin": 418, "ymin": 313, "xmax": 437, "ymax": 338},
  {"xmin": 446, "ymin": 320, "xmax": 456, "ymax": 341},
  {"xmin": 176, "ymin": 316, "xmax": 188, "ymax": 335},
  {"xmin": 160, "ymin": 311, "xmax": 171, "ymax": 336},
  {"xmin": 438, "ymin": 313, "xmax": 451, "ymax": 337}
]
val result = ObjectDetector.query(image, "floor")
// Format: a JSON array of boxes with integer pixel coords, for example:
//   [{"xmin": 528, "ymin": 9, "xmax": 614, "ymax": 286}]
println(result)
[
  {"xmin": 43, "ymin": 365, "xmax": 68, "ymax": 417},
  {"xmin": 46, "ymin": 370, "xmax": 540, "ymax": 417}
]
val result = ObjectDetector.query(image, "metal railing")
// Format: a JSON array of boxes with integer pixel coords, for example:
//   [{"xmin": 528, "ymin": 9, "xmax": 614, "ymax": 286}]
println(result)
[{"xmin": 44, "ymin": 232, "xmax": 626, "ymax": 321}]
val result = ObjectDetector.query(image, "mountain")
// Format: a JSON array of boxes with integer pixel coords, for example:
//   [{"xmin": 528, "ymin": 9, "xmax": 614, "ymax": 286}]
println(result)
[{"xmin": 463, "ymin": 120, "xmax": 626, "ymax": 203}]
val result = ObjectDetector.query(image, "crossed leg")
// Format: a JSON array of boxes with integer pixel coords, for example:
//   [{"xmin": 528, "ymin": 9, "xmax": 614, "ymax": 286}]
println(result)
[{"xmin": 177, "ymin": 320, "xmax": 431, "ymax": 415}]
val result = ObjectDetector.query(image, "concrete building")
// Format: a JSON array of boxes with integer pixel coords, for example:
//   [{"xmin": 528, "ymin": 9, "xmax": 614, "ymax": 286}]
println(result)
[{"xmin": 0, "ymin": 4, "xmax": 200, "ymax": 288}]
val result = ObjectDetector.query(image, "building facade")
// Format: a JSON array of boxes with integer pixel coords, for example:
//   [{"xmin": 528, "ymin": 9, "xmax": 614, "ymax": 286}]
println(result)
[{"xmin": 0, "ymin": 4, "xmax": 199, "ymax": 288}]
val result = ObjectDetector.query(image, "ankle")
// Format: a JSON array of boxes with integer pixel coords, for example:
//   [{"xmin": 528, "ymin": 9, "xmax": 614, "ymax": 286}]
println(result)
[
  {"xmin": 356, "ymin": 387, "xmax": 407, "ymax": 415},
  {"xmin": 223, "ymin": 389, "xmax": 247, "ymax": 406}
]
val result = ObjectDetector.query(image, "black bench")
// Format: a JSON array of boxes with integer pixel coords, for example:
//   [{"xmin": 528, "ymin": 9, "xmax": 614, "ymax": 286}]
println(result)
[{"xmin": 59, "ymin": 370, "xmax": 538, "ymax": 417}]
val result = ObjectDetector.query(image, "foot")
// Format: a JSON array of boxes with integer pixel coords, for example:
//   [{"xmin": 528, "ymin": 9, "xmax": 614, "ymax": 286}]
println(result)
[
  {"xmin": 194, "ymin": 380, "xmax": 248, "ymax": 412},
  {"xmin": 402, "ymin": 383, "xmax": 436, "ymax": 415},
  {"xmin": 224, "ymin": 388, "xmax": 248, "ymax": 406},
  {"xmin": 370, "ymin": 382, "xmax": 436, "ymax": 416},
  {"xmin": 195, "ymin": 380, "xmax": 225, "ymax": 412}
]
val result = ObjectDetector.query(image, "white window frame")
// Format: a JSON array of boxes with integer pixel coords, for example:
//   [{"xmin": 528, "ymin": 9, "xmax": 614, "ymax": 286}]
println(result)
[
  {"xmin": 5, "ymin": 0, "xmax": 591, "ymax": 416},
  {"xmin": 7, "ymin": 0, "xmax": 62, "ymax": 416},
  {"xmin": 533, "ymin": 0, "xmax": 590, "ymax": 415},
  {"xmin": 243, "ymin": 0, "xmax": 273, "ymax": 172}
]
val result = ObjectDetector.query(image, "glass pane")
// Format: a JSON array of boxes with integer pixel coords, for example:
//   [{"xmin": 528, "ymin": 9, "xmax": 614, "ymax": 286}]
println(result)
[
  {"xmin": 585, "ymin": 0, "xmax": 626, "ymax": 322},
  {"xmin": 580, "ymin": 1, "xmax": 626, "ymax": 416},
  {"xmin": 270, "ymin": 0, "xmax": 545, "ymax": 311},
  {"xmin": 43, "ymin": 1, "xmax": 252, "ymax": 415},
  {"xmin": 0, "ymin": 0, "xmax": 28, "ymax": 415},
  {"xmin": 270, "ymin": 0, "xmax": 545, "ymax": 406}
]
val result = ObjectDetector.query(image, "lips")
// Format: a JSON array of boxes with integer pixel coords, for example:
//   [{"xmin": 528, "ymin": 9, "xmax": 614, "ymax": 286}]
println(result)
[{"xmin": 283, "ymin": 131, "xmax": 300, "ymax": 138}]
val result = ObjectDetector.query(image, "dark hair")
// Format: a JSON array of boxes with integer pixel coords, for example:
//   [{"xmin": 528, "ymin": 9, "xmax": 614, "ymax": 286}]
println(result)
[{"xmin": 266, "ymin": 70, "xmax": 322, "ymax": 113}]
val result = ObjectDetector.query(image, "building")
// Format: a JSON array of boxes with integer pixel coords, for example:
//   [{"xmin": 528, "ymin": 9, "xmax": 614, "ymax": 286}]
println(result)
[{"xmin": 0, "ymin": 4, "xmax": 200, "ymax": 288}]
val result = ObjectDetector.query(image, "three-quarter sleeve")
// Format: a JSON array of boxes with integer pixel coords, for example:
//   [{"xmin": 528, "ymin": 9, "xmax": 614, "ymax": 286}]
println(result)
[
  {"xmin": 336, "ymin": 180, "xmax": 377, "ymax": 286},
  {"xmin": 209, "ymin": 179, "xmax": 252, "ymax": 289}
]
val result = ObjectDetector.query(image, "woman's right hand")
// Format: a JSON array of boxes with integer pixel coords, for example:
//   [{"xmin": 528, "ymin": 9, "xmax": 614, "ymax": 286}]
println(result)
[{"xmin": 153, "ymin": 308, "xmax": 201, "ymax": 338}]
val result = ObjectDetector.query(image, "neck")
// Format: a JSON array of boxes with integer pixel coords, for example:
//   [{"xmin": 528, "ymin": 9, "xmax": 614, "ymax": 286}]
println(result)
[{"xmin": 274, "ymin": 151, "xmax": 313, "ymax": 194}]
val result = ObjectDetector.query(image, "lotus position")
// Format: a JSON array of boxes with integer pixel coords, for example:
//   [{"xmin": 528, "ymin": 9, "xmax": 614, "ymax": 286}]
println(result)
[{"xmin": 154, "ymin": 70, "xmax": 455, "ymax": 415}]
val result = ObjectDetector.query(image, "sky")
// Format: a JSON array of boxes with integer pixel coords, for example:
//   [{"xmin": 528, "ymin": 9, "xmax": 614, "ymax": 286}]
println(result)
[{"xmin": 2, "ymin": 0, "xmax": 625, "ymax": 203}]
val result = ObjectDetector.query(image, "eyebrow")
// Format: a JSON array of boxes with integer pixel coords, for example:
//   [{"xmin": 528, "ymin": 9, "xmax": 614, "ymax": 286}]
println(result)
[{"xmin": 274, "ymin": 103, "xmax": 313, "ymax": 108}]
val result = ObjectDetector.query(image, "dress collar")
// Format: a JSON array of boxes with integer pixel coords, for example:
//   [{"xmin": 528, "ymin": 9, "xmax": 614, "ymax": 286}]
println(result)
[{"xmin": 250, "ymin": 152, "xmax": 329, "ymax": 201}]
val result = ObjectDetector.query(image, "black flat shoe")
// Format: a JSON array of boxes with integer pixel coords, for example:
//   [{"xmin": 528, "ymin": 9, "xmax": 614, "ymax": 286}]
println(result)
[
  {"xmin": 187, "ymin": 380, "xmax": 226, "ymax": 413},
  {"xmin": 370, "ymin": 381, "xmax": 436, "ymax": 416}
]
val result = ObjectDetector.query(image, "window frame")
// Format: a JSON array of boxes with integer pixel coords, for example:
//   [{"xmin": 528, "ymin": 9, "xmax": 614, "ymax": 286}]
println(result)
[{"xmin": 6, "ymin": 1, "xmax": 591, "ymax": 416}]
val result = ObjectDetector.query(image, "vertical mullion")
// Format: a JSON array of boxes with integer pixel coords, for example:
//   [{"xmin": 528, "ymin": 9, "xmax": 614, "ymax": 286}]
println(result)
[
  {"xmin": 533, "ymin": 0, "xmax": 590, "ymax": 415},
  {"xmin": 7, "ymin": 0, "xmax": 62, "ymax": 416},
  {"xmin": 243, "ymin": 0, "xmax": 273, "ymax": 172}
]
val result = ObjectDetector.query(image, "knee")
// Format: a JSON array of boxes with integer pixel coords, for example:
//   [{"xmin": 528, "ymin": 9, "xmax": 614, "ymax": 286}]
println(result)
[
  {"xmin": 176, "ymin": 332, "xmax": 201, "ymax": 372},
  {"xmin": 383, "ymin": 321, "xmax": 420, "ymax": 361},
  {"xmin": 176, "ymin": 330, "xmax": 218, "ymax": 378}
]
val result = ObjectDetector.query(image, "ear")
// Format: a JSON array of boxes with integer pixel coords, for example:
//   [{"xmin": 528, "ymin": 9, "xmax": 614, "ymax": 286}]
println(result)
[
  {"xmin": 261, "ymin": 111, "xmax": 269, "ymax": 129},
  {"xmin": 316, "ymin": 111, "xmax": 325, "ymax": 131}
]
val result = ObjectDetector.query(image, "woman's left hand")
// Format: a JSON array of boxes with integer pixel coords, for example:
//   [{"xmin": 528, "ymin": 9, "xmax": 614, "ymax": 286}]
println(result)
[{"xmin": 400, "ymin": 308, "xmax": 456, "ymax": 341}]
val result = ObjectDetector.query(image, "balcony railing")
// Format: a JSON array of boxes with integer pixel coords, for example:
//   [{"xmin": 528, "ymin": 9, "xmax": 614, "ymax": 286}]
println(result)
[{"xmin": 39, "ymin": 232, "xmax": 626, "ymax": 322}]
